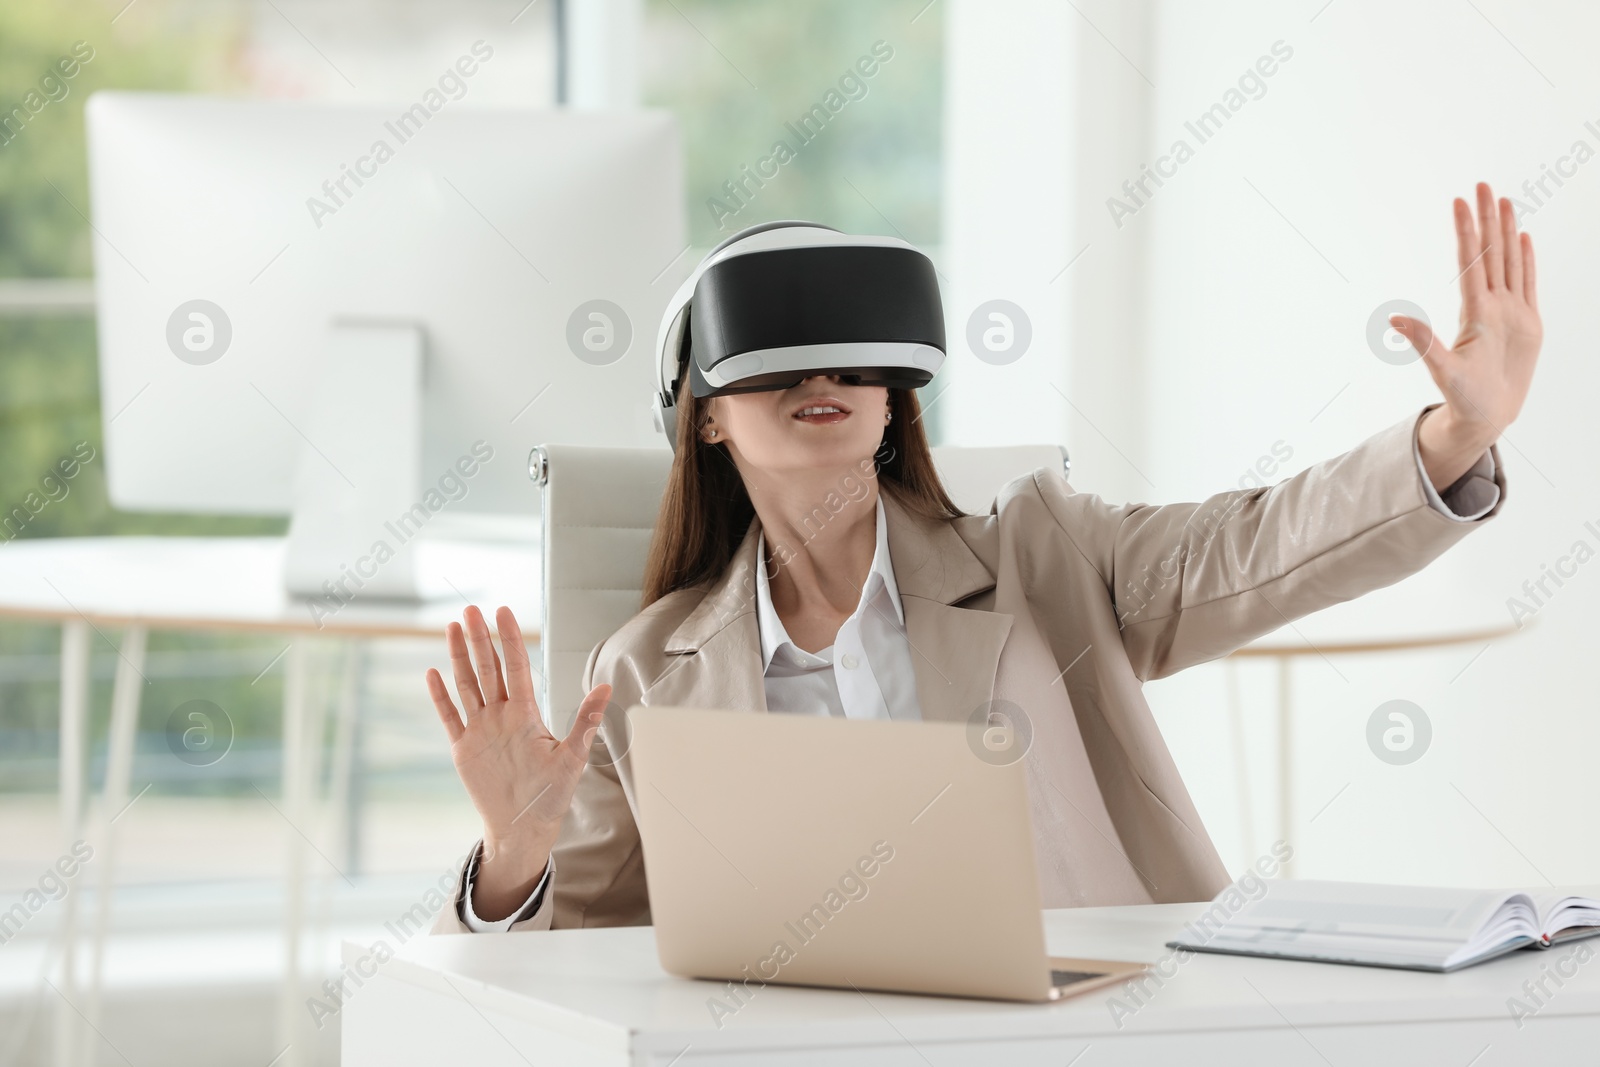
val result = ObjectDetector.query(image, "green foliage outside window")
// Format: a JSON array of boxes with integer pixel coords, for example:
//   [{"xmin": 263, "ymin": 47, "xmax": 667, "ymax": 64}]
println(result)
[{"xmin": 642, "ymin": 0, "xmax": 942, "ymax": 248}]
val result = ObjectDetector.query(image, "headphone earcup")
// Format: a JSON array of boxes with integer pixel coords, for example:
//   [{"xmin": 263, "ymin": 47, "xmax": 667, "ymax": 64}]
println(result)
[
  {"xmin": 654, "ymin": 305, "xmax": 693, "ymax": 451},
  {"xmin": 652, "ymin": 391, "xmax": 677, "ymax": 452}
]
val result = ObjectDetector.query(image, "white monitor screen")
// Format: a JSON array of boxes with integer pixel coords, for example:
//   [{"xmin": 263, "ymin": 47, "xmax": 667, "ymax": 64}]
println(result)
[{"xmin": 87, "ymin": 91, "xmax": 686, "ymax": 517}]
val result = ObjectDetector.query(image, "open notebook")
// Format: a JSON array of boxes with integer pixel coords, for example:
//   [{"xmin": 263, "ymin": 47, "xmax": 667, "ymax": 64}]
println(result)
[{"xmin": 1168, "ymin": 880, "xmax": 1600, "ymax": 972}]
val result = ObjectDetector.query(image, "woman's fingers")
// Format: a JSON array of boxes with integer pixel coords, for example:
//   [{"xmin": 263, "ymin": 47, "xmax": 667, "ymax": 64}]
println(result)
[
  {"xmin": 1522, "ymin": 231, "xmax": 1538, "ymax": 310},
  {"xmin": 560, "ymin": 683, "xmax": 614, "ymax": 763},
  {"xmin": 463, "ymin": 605, "xmax": 508, "ymax": 706},
  {"xmin": 1499, "ymin": 197, "xmax": 1523, "ymax": 295},
  {"xmin": 496, "ymin": 606, "xmax": 540, "ymax": 709},
  {"xmin": 1391, "ymin": 315, "xmax": 1458, "ymax": 409},
  {"xmin": 1453, "ymin": 197, "xmax": 1487, "ymax": 309},
  {"xmin": 1476, "ymin": 182, "xmax": 1502, "ymax": 292},
  {"xmin": 427, "ymin": 668, "xmax": 466, "ymax": 743},
  {"xmin": 1390, "ymin": 315, "xmax": 1448, "ymax": 368},
  {"xmin": 485, "ymin": 633, "xmax": 507, "ymax": 697},
  {"xmin": 446, "ymin": 620, "xmax": 485, "ymax": 715}
]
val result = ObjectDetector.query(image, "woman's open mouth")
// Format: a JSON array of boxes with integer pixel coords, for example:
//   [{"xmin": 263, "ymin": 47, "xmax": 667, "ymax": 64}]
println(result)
[{"xmin": 792, "ymin": 401, "xmax": 851, "ymax": 425}]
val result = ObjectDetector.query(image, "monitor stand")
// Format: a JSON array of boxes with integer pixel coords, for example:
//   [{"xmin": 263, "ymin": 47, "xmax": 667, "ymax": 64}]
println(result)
[{"xmin": 283, "ymin": 321, "xmax": 437, "ymax": 605}]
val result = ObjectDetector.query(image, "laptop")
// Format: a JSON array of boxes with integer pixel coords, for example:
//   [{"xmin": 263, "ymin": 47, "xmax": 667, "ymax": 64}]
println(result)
[{"xmin": 626, "ymin": 706, "xmax": 1150, "ymax": 1002}]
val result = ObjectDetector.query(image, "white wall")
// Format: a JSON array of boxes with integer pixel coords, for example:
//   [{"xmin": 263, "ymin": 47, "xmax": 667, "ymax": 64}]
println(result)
[
  {"xmin": 1136, "ymin": 0, "xmax": 1600, "ymax": 888},
  {"xmin": 949, "ymin": 0, "xmax": 1600, "ymax": 888},
  {"xmin": 937, "ymin": 0, "xmax": 1077, "ymax": 452}
]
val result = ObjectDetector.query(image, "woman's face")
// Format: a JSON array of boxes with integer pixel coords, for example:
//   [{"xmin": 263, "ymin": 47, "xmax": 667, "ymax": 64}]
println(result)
[{"xmin": 705, "ymin": 376, "xmax": 889, "ymax": 477}]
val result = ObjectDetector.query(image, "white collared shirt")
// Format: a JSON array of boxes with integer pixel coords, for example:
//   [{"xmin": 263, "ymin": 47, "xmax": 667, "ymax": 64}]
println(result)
[
  {"xmin": 1414, "ymin": 433, "xmax": 1497, "ymax": 520},
  {"xmin": 754, "ymin": 494, "xmax": 921, "ymax": 722}
]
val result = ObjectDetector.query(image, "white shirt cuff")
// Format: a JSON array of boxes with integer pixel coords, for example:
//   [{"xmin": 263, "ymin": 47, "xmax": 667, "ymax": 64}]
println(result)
[
  {"xmin": 1412, "ymin": 428, "xmax": 1498, "ymax": 522},
  {"xmin": 459, "ymin": 845, "xmax": 553, "ymax": 932}
]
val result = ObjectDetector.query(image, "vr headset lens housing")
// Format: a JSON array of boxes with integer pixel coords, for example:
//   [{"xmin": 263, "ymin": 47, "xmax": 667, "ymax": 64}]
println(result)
[
  {"xmin": 651, "ymin": 223, "xmax": 948, "ymax": 447},
  {"xmin": 683, "ymin": 240, "xmax": 945, "ymax": 398}
]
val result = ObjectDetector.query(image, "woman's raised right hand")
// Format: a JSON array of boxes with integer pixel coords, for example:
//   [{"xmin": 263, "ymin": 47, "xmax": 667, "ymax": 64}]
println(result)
[{"xmin": 426, "ymin": 604, "xmax": 611, "ymax": 921}]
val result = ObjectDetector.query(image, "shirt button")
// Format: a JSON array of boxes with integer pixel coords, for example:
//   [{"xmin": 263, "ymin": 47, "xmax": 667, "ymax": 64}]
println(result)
[{"xmin": 841, "ymin": 654, "xmax": 860, "ymax": 670}]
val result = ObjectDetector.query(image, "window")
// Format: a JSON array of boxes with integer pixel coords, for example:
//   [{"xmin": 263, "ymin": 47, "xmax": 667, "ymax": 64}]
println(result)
[{"xmin": 640, "ymin": 0, "xmax": 943, "ymax": 249}]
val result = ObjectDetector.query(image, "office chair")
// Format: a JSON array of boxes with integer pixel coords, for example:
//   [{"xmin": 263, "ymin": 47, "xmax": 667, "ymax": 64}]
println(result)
[{"xmin": 529, "ymin": 442, "xmax": 1071, "ymax": 727}]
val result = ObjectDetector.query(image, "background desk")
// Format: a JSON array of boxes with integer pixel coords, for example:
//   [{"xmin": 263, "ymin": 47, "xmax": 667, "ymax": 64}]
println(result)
[
  {"xmin": 0, "ymin": 535, "xmax": 537, "ymax": 1067},
  {"xmin": 1225, "ymin": 625, "xmax": 1522, "ymax": 879},
  {"xmin": 343, "ymin": 901, "xmax": 1598, "ymax": 1065}
]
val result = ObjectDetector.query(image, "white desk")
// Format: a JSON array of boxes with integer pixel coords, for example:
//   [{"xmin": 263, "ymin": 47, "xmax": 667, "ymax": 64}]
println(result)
[
  {"xmin": 343, "ymin": 902, "xmax": 1599, "ymax": 1065},
  {"xmin": 0, "ymin": 535, "xmax": 537, "ymax": 1067}
]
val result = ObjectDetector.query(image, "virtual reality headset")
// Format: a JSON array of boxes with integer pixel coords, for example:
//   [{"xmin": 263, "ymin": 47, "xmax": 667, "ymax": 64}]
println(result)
[{"xmin": 652, "ymin": 221, "xmax": 946, "ymax": 447}]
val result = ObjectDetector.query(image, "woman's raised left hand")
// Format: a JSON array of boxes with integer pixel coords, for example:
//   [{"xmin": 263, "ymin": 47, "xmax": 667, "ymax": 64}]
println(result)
[{"xmin": 1392, "ymin": 181, "xmax": 1543, "ymax": 489}]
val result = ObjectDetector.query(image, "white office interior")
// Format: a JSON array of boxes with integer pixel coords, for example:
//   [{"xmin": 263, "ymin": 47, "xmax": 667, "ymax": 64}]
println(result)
[{"xmin": 1, "ymin": 0, "xmax": 1598, "ymax": 1063}]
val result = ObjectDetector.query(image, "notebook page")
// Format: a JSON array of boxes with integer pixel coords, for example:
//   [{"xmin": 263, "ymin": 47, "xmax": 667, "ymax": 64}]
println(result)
[
  {"xmin": 1171, "ymin": 880, "xmax": 1536, "ymax": 970},
  {"xmin": 1530, "ymin": 890, "xmax": 1600, "ymax": 943}
]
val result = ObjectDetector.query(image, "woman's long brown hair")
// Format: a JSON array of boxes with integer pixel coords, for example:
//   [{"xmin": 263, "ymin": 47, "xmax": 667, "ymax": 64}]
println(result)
[{"xmin": 641, "ymin": 379, "xmax": 965, "ymax": 607}]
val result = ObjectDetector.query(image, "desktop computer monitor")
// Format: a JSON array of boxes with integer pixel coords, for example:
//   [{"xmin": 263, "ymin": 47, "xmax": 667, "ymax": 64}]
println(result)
[{"xmin": 85, "ymin": 91, "xmax": 686, "ymax": 598}]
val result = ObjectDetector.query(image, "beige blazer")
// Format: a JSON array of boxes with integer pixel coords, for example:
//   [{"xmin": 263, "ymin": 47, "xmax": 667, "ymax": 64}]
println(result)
[{"xmin": 436, "ymin": 404, "xmax": 1504, "ymax": 933}]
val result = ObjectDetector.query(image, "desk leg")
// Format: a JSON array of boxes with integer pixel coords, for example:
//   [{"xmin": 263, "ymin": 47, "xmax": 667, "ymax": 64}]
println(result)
[
  {"xmin": 53, "ymin": 621, "xmax": 89, "ymax": 1067},
  {"xmin": 306, "ymin": 638, "xmax": 365, "ymax": 1045},
  {"xmin": 81, "ymin": 624, "xmax": 147, "ymax": 1067},
  {"xmin": 276, "ymin": 640, "xmax": 312, "ymax": 1067},
  {"xmin": 325, "ymin": 639, "xmax": 364, "ymax": 873},
  {"xmin": 1223, "ymin": 658, "xmax": 1256, "ymax": 865},
  {"xmin": 1276, "ymin": 657, "xmax": 1294, "ymax": 879},
  {"xmin": 300, "ymin": 643, "xmax": 343, "ymax": 999},
  {"xmin": 324, "ymin": 643, "xmax": 363, "ymax": 870}
]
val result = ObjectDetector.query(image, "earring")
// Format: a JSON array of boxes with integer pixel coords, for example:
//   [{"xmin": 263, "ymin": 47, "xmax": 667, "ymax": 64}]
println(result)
[
  {"xmin": 708, "ymin": 428, "xmax": 718, "ymax": 439},
  {"xmin": 885, "ymin": 410, "xmax": 893, "ymax": 424}
]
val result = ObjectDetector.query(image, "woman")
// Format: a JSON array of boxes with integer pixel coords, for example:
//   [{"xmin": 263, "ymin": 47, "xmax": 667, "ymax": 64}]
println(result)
[{"xmin": 428, "ymin": 183, "xmax": 1539, "ymax": 933}]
